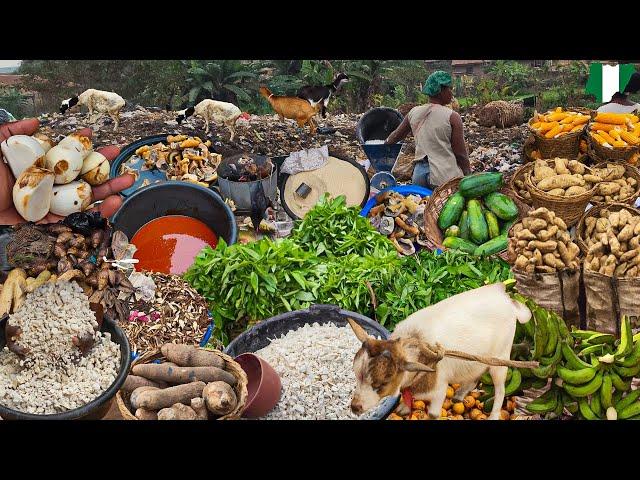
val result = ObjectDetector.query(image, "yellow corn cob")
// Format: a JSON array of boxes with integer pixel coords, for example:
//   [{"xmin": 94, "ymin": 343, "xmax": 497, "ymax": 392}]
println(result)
[
  {"xmin": 632, "ymin": 124, "xmax": 640, "ymax": 137},
  {"xmin": 629, "ymin": 152, "xmax": 640, "ymax": 166},
  {"xmin": 571, "ymin": 115, "xmax": 590, "ymax": 126},
  {"xmin": 546, "ymin": 124, "xmax": 564, "ymax": 138},
  {"xmin": 624, "ymin": 114, "xmax": 639, "ymax": 123},
  {"xmin": 612, "ymin": 140, "xmax": 628, "ymax": 148},
  {"xmin": 561, "ymin": 124, "xmax": 574, "ymax": 132},
  {"xmin": 620, "ymin": 130, "xmax": 640, "ymax": 146},
  {"xmin": 560, "ymin": 115, "xmax": 575, "ymax": 124},
  {"xmin": 554, "ymin": 107, "xmax": 562, "ymax": 113},
  {"xmin": 590, "ymin": 122, "xmax": 625, "ymax": 132},
  {"xmin": 590, "ymin": 132, "xmax": 611, "ymax": 147},
  {"xmin": 531, "ymin": 122, "xmax": 542, "ymax": 130},
  {"xmin": 609, "ymin": 130, "xmax": 622, "ymax": 141},
  {"xmin": 597, "ymin": 130, "xmax": 617, "ymax": 144},
  {"xmin": 594, "ymin": 113, "xmax": 628, "ymax": 125},
  {"xmin": 546, "ymin": 112, "xmax": 570, "ymax": 122},
  {"xmin": 571, "ymin": 124, "xmax": 585, "ymax": 132},
  {"xmin": 538, "ymin": 121, "xmax": 559, "ymax": 134}
]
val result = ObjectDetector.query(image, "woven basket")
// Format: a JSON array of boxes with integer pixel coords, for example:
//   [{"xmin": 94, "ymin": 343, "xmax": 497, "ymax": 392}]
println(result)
[
  {"xmin": 528, "ymin": 117, "xmax": 585, "ymax": 159},
  {"xmin": 423, "ymin": 176, "xmax": 530, "ymax": 261},
  {"xmin": 524, "ymin": 159, "xmax": 596, "ymax": 228},
  {"xmin": 575, "ymin": 202, "xmax": 640, "ymax": 255},
  {"xmin": 588, "ymin": 133, "xmax": 640, "ymax": 163},
  {"xmin": 116, "ymin": 347, "xmax": 248, "ymax": 420},
  {"xmin": 509, "ymin": 162, "xmax": 535, "ymax": 205},
  {"xmin": 590, "ymin": 161, "xmax": 640, "ymax": 207}
]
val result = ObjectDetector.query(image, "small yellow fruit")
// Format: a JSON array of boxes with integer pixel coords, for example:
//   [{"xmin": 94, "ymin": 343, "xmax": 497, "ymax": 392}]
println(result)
[
  {"xmin": 451, "ymin": 383, "xmax": 461, "ymax": 390},
  {"xmin": 441, "ymin": 408, "xmax": 448, "ymax": 418},
  {"xmin": 452, "ymin": 402, "xmax": 465, "ymax": 415},
  {"xmin": 463, "ymin": 396, "xmax": 476, "ymax": 409},
  {"xmin": 469, "ymin": 408, "xmax": 483, "ymax": 420},
  {"xmin": 442, "ymin": 399, "xmax": 452, "ymax": 411},
  {"xmin": 446, "ymin": 386, "xmax": 455, "ymax": 399},
  {"xmin": 451, "ymin": 414, "xmax": 464, "ymax": 420},
  {"xmin": 500, "ymin": 410, "xmax": 510, "ymax": 420},
  {"xmin": 477, "ymin": 413, "xmax": 488, "ymax": 420},
  {"xmin": 412, "ymin": 400, "xmax": 426, "ymax": 411},
  {"xmin": 476, "ymin": 402, "xmax": 484, "ymax": 412},
  {"xmin": 471, "ymin": 391, "xmax": 482, "ymax": 399},
  {"xmin": 506, "ymin": 399, "xmax": 516, "ymax": 413}
]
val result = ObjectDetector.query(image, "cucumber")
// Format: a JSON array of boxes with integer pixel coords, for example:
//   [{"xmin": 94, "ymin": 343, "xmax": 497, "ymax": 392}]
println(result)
[
  {"xmin": 458, "ymin": 172, "xmax": 503, "ymax": 198},
  {"xmin": 500, "ymin": 218, "xmax": 517, "ymax": 236},
  {"xmin": 485, "ymin": 211, "xmax": 500, "ymax": 239},
  {"xmin": 474, "ymin": 235, "xmax": 508, "ymax": 256},
  {"xmin": 484, "ymin": 192, "xmax": 519, "ymax": 220},
  {"xmin": 442, "ymin": 236, "xmax": 478, "ymax": 254},
  {"xmin": 459, "ymin": 210, "xmax": 470, "ymax": 240},
  {"xmin": 467, "ymin": 199, "xmax": 489, "ymax": 244},
  {"xmin": 438, "ymin": 192, "xmax": 465, "ymax": 230},
  {"xmin": 445, "ymin": 225, "xmax": 460, "ymax": 238}
]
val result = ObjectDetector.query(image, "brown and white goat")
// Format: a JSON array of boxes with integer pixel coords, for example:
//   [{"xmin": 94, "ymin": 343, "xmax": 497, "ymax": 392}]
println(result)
[{"xmin": 348, "ymin": 283, "xmax": 532, "ymax": 420}]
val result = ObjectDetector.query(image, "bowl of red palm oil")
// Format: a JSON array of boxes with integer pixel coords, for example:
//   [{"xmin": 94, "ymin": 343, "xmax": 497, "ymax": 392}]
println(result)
[{"xmin": 111, "ymin": 181, "xmax": 237, "ymax": 274}]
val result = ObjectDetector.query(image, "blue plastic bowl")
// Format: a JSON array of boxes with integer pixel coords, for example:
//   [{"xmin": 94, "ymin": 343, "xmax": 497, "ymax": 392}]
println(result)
[{"xmin": 360, "ymin": 185, "xmax": 432, "ymax": 217}]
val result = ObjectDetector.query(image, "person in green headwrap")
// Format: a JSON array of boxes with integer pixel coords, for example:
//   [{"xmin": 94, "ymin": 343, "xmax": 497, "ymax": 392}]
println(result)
[{"xmin": 385, "ymin": 70, "xmax": 470, "ymax": 189}]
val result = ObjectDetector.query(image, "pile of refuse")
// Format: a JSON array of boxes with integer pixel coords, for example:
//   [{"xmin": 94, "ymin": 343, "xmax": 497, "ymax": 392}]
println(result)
[{"xmin": 35, "ymin": 105, "xmax": 529, "ymax": 181}]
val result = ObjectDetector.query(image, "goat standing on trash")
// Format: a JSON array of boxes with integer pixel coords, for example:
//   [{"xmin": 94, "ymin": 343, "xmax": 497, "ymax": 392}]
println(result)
[{"xmin": 348, "ymin": 283, "xmax": 532, "ymax": 420}]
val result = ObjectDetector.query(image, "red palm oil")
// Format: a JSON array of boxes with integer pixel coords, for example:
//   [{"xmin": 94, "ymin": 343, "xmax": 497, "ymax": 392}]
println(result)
[{"xmin": 131, "ymin": 215, "xmax": 218, "ymax": 274}]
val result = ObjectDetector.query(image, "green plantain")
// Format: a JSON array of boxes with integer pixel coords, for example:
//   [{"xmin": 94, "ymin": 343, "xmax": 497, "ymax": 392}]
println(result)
[
  {"xmin": 557, "ymin": 365, "xmax": 597, "ymax": 385},
  {"xmin": 571, "ymin": 328, "xmax": 603, "ymax": 340},
  {"xmin": 540, "ymin": 340, "xmax": 563, "ymax": 366},
  {"xmin": 579, "ymin": 344, "xmax": 605, "ymax": 357},
  {"xmin": 533, "ymin": 309, "xmax": 549, "ymax": 360},
  {"xmin": 504, "ymin": 369, "xmax": 522, "ymax": 396},
  {"xmin": 600, "ymin": 373, "xmax": 613, "ymax": 409},
  {"xmin": 480, "ymin": 371, "xmax": 493, "ymax": 385},
  {"xmin": 526, "ymin": 388, "xmax": 558, "ymax": 414},
  {"xmin": 562, "ymin": 342, "xmax": 593, "ymax": 370},
  {"xmin": 578, "ymin": 397, "xmax": 600, "ymax": 420},
  {"xmin": 532, "ymin": 361, "xmax": 556, "ymax": 379},
  {"xmin": 614, "ymin": 316, "xmax": 634, "ymax": 359},
  {"xmin": 616, "ymin": 390, "xmax": 640, "ymax": 412},
  {"xmin": 618, "ymin": 401, "xmax": 640, "ymax": 420},
  {"xmin": 614, "ymin": 362, "xmax": 640, "ymax": 379},
  {"xmin": 563, "ymin": 371, "xmax": 603, "ymax": 398},
  {"xmin": 590, "ymin": 393, "xmax": 603, "ymax": 417},
  {"xmin": 617, "ymin": 339, "xmax": 640, "ymax": 367},
  {"xmin": 544, "ymin": 312, "xmax": 559, "ymax": 356},
  {"xmin": 610, "ymin": 370, "xmax": 631, "ymax": 392},
  {"xmin": 584, "ymin": 333, "xmax": 616, "ymax": 345}
]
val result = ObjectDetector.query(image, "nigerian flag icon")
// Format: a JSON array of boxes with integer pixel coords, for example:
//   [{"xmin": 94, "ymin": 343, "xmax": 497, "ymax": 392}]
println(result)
[{"xmin": 586, "ymin": 63, "xmax": 637, "ymax": 103}]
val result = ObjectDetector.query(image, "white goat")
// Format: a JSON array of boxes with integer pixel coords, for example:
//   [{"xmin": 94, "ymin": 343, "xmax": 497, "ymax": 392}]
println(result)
[
  {"xmin": 175, "ymin": 100, "xmax": 242, "ymax": 141},
  {"xmin": 60, "ymin": 89, "xmax": 126, "ymax": 131},
  {"xmin": 348, "ymin": 282, "xmax": 532, "ymax": 420}
]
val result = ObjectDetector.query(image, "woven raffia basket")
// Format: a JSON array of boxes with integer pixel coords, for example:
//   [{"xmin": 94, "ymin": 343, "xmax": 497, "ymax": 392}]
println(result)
[
  {"xmin": 509, "ymin": 162, "xmax": 535, "ymax": 205},
  {"xmin": 528, "ymin": 117, "xmax": 585, "ymax": 159},
  {"xmin": 423, "ymin": 176, "xmax": 530, "ymax": 261},
  {"xmin": 587, "ymin": 131, "xmax": 640, "ymax": 163},
  {"xmin": 524, "ymin": 159, "xmax": 596, "ymax": 228},
  {"xmin": 116, "ymin": 347, "xmax": 248, "ymax": 420},
  {"xmin": 590, "ymin": 161, "xmax": 640, "ymax": 207},
  {"xmin": 575, "ymin": 202, "xmax": 640, "ymax": 255}
]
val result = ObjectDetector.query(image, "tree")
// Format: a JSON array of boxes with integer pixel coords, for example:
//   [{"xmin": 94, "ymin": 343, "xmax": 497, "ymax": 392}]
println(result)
[{"xmin": 183, "ymin": 60, "xmax": 257, "ymax": 108}]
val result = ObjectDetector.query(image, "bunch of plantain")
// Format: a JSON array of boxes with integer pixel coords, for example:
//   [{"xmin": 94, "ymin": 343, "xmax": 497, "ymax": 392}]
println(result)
[{"xmin": 558, "ymin": 317, "xmax": 640, "ymax": 420}]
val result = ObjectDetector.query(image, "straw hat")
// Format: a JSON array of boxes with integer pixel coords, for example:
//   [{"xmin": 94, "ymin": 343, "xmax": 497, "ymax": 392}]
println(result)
[{"xmin": 282, "ymin": 156, "xmax": 368, "ymax": 218}]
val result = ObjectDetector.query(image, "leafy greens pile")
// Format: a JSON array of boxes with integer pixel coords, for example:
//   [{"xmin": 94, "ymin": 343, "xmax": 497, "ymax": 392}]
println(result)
[{"xmin": 184, "ymin": 194, "xmax": 513, "ymax": 345}]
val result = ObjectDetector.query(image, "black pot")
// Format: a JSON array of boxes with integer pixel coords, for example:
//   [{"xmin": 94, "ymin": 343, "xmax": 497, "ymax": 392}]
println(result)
[
  {"xmin": 224, "ymin": 304, "xmax": 399, "ymax": 420},
  {"xmin": 111, "ymin": 181, "xmax": 238, "ymax": 246},
  {"xmin": 0, "ymin": 315, "xmax": 131, "ymax": 420},
  {"xmin": 356, "ymin": 107, "xmax": 404, "ymax": 144}
]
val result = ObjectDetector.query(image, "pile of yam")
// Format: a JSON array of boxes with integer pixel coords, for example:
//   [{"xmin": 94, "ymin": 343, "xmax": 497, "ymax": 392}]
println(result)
[
  {"xmin": 590, "ymin": 163, "xmax": 638, "ymax": 203},
  {"xmin": 583, "ymin": 208, "xmax": 640, "ymax": 278},
  {"xmin": 120, "ymin": 344, "xmax": 240, "ymax": 420},
  {"xmin": 508, "ymin": 207, "xmax": 580, "ymax": 273},
  {"xmin": 527, "ymin": 158, "xmax": 596, "ymax": 197}
]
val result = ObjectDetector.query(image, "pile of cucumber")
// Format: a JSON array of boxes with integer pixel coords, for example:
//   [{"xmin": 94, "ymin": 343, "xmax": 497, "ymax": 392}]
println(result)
[{"xmin": 437, "ymin": 172, "xmax": 519, "ymax": 256}]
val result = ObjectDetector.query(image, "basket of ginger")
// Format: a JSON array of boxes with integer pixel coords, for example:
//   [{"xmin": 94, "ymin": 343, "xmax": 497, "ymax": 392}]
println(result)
[{"xmin": 386, "ymin": 384, "xmax": 532, "ymax": 421}]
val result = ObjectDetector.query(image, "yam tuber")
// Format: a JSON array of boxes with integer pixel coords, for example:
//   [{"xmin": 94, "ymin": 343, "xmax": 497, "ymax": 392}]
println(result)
[
  {"xmin": 530, "ymin": 208, "xmax": 555, "ymax": 224},
  {"xmin": 132, "ymin": 363, "xmax": 237, "ymax": 386},
  {"xmin": 523, "ymin": 218, "xmax": 548, "ymax": 233},
  {"xmin": 136, "ymin": 381, "xmax": 206, "ymax": 411},
  {"xmin": 537, "ymin": 225, "xmax": 559, "ymax": 241},
  {"xmin": 535, "ymin": 265, "xmax": 555, "ymax": 273},
  {"xmin": 534, "ymin": 161, "xmax": 555, "ymax": 182},
  {"xmin": 157, "ymin": 403, "xmax": 198, "ymax": 420},
  {"xmin": 0, "ymin": 269, "xmax": 27, "ymax": 316},
  {"xmin": 123, "ymin": 375, "xmax": 167, "ymax": 392},
  {"xmin": 160, "ymin": 344, "xmax": 225, "ymax": 369},
  {"xmin": 25, "ymin": 270, "xmax": 51, "ymax": 293},
  {"xmin": 203, "ymin": 381, "xmax": 238, "ymax": 416},
  {"xmin": 537, "ymin": 174, "xmax": 584, "ymax": 192},
  {"xmin": 190, "ymin": 397, "xmax": 209, "ymax": 420},
  {"xmin": 565, "ymin": 186, "xmax": 587, "ymax": 196},
  {"xmin": 543, "ymin": 253, "xmax": 565, "ymax": 269},
  {"xmin": 554, "ymin": 158, "xmax": 570, "ymax": 174},
  {"xmin": 609, "ymin": 212, "xmax": 621, "ymax": 229},
  {"xmin": 618, "ymin": 225, "xmax": 634, "ymax": 242},
  {"xmin": 515, "ymin": 255, "xmax": 529, "ymax": 270},
  {"xmin": 135, "ymin": 408, "xmax": 158, "ymax": 420},
  {"xmin": 516, "ymin": 229, "xmax": 537, "ymax": 241},
  {"xmin": 130, "ymin": 386, "xmax": 160, "ymax": 410},
  {"xmin": 585, "ymin": 217, "xmax": 597, "ymax": 238},
  {"xmin": 547, "ymin": 188, "xmax": 566, "ymax": 196},
  {"xmin": 627, "ymin": 266, "xmax": 638, "ymax": 277},
  {"xmin": 568, "ymin": 160, "xmax": 585, "ymax": 175}
]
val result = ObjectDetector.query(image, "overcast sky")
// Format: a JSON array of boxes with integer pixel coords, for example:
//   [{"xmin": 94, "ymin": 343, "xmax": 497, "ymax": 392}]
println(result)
[{"xmin": 0, "ymin": 60, "xmax": 21, "ymax": 68}]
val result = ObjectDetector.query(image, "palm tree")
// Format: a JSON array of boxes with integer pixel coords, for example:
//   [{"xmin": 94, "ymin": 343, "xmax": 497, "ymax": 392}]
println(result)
[{"xmin": 183, "ymin": 60, "xmax": 258, "ymax": 107}]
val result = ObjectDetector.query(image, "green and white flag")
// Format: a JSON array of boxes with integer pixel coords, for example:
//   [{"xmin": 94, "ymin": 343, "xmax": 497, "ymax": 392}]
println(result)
[{"xmin": 586, "ymin": 63, "xmax": 637, "ymax": 103}]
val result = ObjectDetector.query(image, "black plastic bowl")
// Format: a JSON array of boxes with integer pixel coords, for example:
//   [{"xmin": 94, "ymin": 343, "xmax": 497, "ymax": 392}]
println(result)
[
  {"xmin": 356, "ymin": 107, "xmax": 404, "ymax": 144},
  {"xmin": 224, "ymin": 304, "xmax": 399, "ymax": 420},
  {"xmin": 0, "ymin": 315, "xmax": 131, "ymax": 420},
  {"xmin": 110, "ymin": 181, "xmax": 238, "ymax": 246}
]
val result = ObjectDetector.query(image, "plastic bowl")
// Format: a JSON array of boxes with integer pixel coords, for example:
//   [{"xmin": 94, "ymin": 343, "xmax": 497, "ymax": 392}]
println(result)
[
  {"xmin": 234, "ymin": 353, "xmax": 281, "ymax": 418},
  {"xmin": 224, "ymin": 304, "xmax": 399, "ymax": 420},
  {"xmin": 111, "ymin": 181, "xmax": 237, "ymax": 246},
  {"xmin": 0, "ymin": 314, "xmax": 131, "ymax": 420}
]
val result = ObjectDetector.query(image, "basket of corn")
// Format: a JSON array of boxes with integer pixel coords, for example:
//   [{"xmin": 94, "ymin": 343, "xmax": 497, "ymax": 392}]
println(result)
[
  {"xmin": 589, "ymin": 161, "xmax": 640, "ymax": 206},
  {"xmin": 587, "ymin": 112, "xmax": 640, "ymax": 164},
  {"xmin": 524, "ymin": 158, "xmax": 597, "ymax": 227},
  {"xmin": 528, "ymin": 107, "xmax": 591, "ymax": 159}
]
